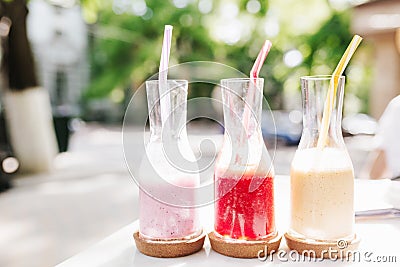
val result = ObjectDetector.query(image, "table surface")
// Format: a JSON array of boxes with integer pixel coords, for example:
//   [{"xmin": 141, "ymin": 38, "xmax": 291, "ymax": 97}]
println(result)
[{"xmin": 56, "ymin": 176, "xmax": 400, "ymax": 266}]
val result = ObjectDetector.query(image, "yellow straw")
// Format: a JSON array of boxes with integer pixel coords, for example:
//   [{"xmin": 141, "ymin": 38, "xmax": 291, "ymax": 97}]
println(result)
[{"xmin": 317, "ymin": 35, "xmax": 363, "ymax": 149}]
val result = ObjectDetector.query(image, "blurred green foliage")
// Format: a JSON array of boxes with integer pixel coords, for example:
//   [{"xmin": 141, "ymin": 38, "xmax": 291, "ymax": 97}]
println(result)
[{"xmin": 81, "ymin": 0, "xmax": 371, "ymax": 113}]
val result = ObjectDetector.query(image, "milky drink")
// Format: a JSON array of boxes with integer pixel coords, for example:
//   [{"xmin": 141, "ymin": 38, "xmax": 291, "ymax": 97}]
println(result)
[{"xmin": 290, "ymin": 147, "xmax": 354, "ymax": 241}]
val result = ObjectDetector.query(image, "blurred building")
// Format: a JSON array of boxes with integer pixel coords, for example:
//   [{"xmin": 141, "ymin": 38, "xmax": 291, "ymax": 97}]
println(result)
[
  {"xmin": 352, "ymin": 0, "xmax": 400, "ymax": 118},
  {"xmin": 27, "ymin": 0, "xmax": 88, "ymax": 116}
]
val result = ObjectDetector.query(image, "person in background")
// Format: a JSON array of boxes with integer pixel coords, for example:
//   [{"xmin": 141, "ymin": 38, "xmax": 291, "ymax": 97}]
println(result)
[{"xmin": 366, "ymin": 95, "xmax": 400, "ymax": 179}]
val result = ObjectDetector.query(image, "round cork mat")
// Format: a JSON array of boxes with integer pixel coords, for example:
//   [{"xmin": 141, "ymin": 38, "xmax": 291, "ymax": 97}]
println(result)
[
  {"xmin": 133, "ymin": 231, "xmax": 206, "ymax": 258},
  {"xmin": 284, "ymin": 233, "xmax": 361, "ymax": 259},
  {"xmin": 208, "ymin": 232, "xmax": 282, "ymax": 258}
]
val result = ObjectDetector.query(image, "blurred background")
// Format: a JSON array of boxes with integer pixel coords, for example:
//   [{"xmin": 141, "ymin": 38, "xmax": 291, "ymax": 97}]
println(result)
[{"xmin": 1, "ymin": 0, "xmax": 400, "ymax": 266}]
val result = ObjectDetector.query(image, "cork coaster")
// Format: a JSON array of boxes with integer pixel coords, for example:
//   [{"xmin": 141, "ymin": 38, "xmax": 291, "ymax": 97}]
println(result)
[
  {"xmin": 285, "ymin": 233, "xmax": 361, "ymax": 259},
  {"xmin": 133, "ymin": 231, "xmax": 206, "ymax": 258},
  {"xmin": 208, "ymin": 232, "xmax": 282, "ymax": 258}
]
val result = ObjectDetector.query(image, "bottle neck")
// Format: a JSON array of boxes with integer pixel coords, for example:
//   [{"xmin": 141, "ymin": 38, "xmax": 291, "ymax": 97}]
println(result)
[
  {"xmin": 218, "ymin": 78, "xmax": 270, "ymax": 173},
  {"xmin": 146, "ymin": 80, "xmax": 188, "ymax": 141},
  {"xmin": 299, "ymin": 76, "xmax": 345, "ymax": 149},
  {"xmin": 221, "ymin": 78, "xmax": 263, "ymax": 141}
]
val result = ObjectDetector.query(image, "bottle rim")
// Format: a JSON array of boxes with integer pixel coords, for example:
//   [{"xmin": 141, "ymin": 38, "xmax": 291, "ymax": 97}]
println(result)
[{"xmin": 300, "ymin": 75, "xmax": 345, "ymax": 81}]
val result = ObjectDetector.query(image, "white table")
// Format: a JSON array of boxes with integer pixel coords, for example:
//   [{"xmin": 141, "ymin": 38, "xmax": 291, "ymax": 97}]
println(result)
[{"xmin": 57, "ymin": 176, "xmax": 400, "ymax": 266}]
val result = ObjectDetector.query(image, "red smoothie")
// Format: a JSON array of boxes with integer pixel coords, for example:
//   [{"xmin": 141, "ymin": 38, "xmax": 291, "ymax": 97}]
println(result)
[{"xmin": 214, "ymin": 173, "xmax": 275, "ymax": 240}]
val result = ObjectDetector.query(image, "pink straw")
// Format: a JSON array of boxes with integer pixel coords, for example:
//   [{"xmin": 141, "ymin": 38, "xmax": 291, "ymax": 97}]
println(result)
[
  {"xmin": 242, "ymin": 40, "xmax": 272, "ymax": 135},
  {"xmin": 250, "ymin": 40, "xmax": 272, "ymax": 79},
  {"xmin": 159, "ymin": 25, "xmax": 173, "ymax": 127}
]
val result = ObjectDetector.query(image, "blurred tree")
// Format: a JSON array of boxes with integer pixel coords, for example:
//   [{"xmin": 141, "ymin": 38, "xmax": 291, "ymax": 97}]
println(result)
[
  {"xmin": 0, "ymin": 0, "xmax": 38, "ymax": 90},
  {"xmin": 80, "ymin": 0, "xmax": 364, "ymax": 113},
  {"xmin": 1, "ymin": 0, "xmax": 369, "ymax": 118},
  {"xmin": 80, "ymin": 0, "xmax": 225, "ymax": 101},
  {"xmin": 302, "ymin": 12, "xmax": 352, "ymax": 74}
]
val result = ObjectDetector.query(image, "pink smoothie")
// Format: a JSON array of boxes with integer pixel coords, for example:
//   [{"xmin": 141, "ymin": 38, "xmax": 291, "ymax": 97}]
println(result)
[{"xmin": 139, "ymin": 179, "xmax": 200, "ymax": 240}]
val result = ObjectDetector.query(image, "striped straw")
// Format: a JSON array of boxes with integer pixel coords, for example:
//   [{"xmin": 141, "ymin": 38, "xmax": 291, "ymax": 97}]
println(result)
[
  {"xmin": 250, "ymin": 40, "xmax": 272, "ymax": 79},
  {"xmin": 242, "ymin": 40, "xmax": 272, "ymax": 135},
  {"xmin": 159, "ymin": 25, "xmax": 173, "ymax": 127},
  {"xmin": 317, "ymin": 35, "xmax": 363, "ymax": 149}
]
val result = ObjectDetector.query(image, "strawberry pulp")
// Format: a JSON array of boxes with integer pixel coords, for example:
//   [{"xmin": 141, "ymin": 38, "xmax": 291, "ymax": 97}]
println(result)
[{"xmin": 214, "ymin": 174, "xmax": 275, "ymax": 240}]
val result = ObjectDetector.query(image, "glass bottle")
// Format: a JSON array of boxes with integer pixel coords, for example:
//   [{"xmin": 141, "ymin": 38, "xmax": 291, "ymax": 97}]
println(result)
[
  {"xmin": 214, "ymin": 78, "xmax": 276, "ymax": 241},
  {"xmin": 289, "ymin": 75, "xmax": 355, "ymax": 242},
  {"xmin": 138, "ymin": 79, "xmax": 201, "ymax": 240}
]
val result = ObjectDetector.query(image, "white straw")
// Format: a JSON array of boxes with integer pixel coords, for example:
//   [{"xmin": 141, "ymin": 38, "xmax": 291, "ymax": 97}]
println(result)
[{"xmin": 159, "ymin": 25, "xmax": 173, "ymax": 127}]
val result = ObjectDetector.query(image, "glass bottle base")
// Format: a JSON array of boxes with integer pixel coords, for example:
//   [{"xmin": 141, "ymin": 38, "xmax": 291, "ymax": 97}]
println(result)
[
  {"xmin": 284, "ymin": 231, "xmax": 361, "ymax": 259},
  {"xmin": 208, "ymin": 231, "xmax": 282, "ymax": 258},
  {"xmin": 213, "ymin": 229, "xmax": 278, "ymax": 243},
  {"xmin": 287, "ymin": 229, "xmax": 356, "ymax": 244},
  {"xmin": 134, "ymin": 230, "xmax": 206, "ymax": 258},
  {"xmin": 138, "ymin": 229, "xmax": 203, "ymax": 242}
]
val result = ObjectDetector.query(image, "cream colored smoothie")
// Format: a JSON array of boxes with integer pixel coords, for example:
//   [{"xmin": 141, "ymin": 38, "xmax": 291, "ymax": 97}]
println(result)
[{"xmin": 290, "ymin": 147, "xmax": 354, "ymax": 241}]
